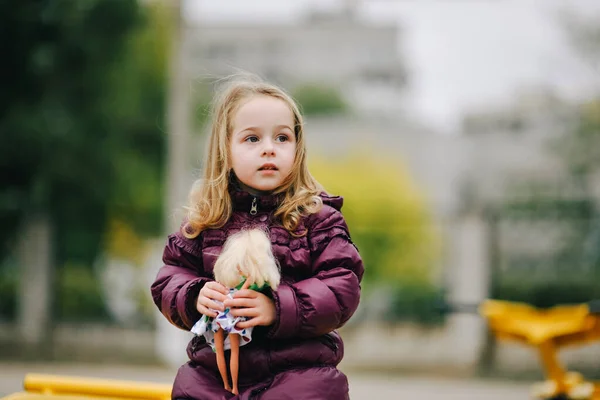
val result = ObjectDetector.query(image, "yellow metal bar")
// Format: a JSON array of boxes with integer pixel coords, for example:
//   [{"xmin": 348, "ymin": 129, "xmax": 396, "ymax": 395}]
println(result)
[
  {"xmin": 2, "ymin": 393, "xmax": 97, "ymax": 400},
  {"xmin": 23, "ymin": 374, "xmax": 171, "ymax": 400},
  {"xmin": 538, "ymin": 340, "xmax": 567, "ymax": 395},
  {"xmin": 592, "ymin": 383, "xmax": 600, "ymax": 399}
]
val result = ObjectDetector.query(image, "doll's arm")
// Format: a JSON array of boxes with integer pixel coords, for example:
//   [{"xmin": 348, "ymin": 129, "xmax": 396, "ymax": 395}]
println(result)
[
  {"xmin": 151, "ymin": 231, "xmax": 212, "ymax": 330},
  {"xmin": 268, "ymin": 209, "xmax": 364, "ymax": 339},
  {"xmin": 241, "ymin": 277, "xmax": 252, "ymax": 290}
]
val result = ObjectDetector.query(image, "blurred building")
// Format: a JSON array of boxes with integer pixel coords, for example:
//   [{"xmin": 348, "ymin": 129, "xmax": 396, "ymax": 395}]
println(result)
[
  {"xmin": 459, "ymin": 87, "xmax": 584, "ymax": 205},
  {"xmin": 184, "ymin": 3, "xmax": 407, "ymax": 116}
]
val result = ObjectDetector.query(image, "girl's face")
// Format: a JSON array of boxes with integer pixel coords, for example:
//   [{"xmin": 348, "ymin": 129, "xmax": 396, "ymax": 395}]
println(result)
[{"xmin": 230, "ymin": 95, "xmax": 296, "ymax": 195}]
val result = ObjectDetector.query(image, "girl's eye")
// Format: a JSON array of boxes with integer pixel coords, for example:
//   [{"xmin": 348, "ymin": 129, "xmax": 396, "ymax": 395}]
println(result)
[
  {"xmin": 244, "ymin": 136, "xmax": 259, "ymax": 143},
  {"xmin": 276, "ymin": 134, "xmax": 289, "ymax": 142}
]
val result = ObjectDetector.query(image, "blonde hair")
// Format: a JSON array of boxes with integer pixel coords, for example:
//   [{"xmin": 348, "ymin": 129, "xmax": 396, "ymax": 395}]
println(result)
[
  {"xmin": 183, "ymin": 76, "xmax": 323, "ymax": 238},
  {"xmin": 213, "ymin": 228, "xmax": 280, "ymax": 290}
]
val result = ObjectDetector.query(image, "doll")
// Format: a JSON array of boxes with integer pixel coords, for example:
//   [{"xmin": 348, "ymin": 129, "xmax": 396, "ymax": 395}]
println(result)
[{"xmin": 191, "ymin": 228, "xmax": 280, "ymax": 395}]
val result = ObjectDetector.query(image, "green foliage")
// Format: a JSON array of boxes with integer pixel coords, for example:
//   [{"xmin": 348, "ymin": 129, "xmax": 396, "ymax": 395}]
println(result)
[
  {"xmin": 55, "ymin": 263, "xmax": 110, "ymax": 322},
  {"xmin": 495, "ymin": 13, "xmax": 600, "ymax": 310},
  {"xmin": 103, "ymin": 2, "xmax": 170, "ymax": 239},
  {"xmin": 1, "ymin": 260, "xmax": 113, "ymax": 323},
  {"xmin": 495, "ymin": 279, "xmax": 600, "ymax": 309},
  {"xmin": 0, "ymin": 1, "xmax": 170, "ymax": 322},
  {"xmin": 310, "ymin": 152, "xmax": 442, "ymax": 322},
  {"xmin": 0, "ymin": 0, "xmax": 141, "ymax": 266},
  {"xmin": 388, "ymin": 283, "xmax": 446, "ymax": 325},
  {"xmin": 0, "ymin": 258, "xmax": 17, "ymax": 321},
  {"xmin": 556, "ymin": 100, "xmax": 600, "ymax": 177},
  {"xmin": 311, "ymin": 152, "xmax": 441, "ymax": 285},
  {"xmin": 501, "ymin": 197, "xmax": 594, "ymax": 219},
  {"xmin": 292, "ymin": 84, "xmax": 347, "ymax": 115},
  {"xmin": 494, "ymin": 193, "xmax": 600, "ymax": 308},
  {"xmin": 0, "ymin": 1, "xmax": 168, "ymax": 263},
  {"xmin": 497, "ymin": 97, "xmax": 600, "ymax": 308},
  {"xmin": 192, "ymin": 84, "xmax": 214, "ymax": 132}
]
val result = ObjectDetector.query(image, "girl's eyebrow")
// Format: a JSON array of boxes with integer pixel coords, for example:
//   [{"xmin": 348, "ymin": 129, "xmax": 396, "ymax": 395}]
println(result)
[
  {"xmin": 235, "ymin": 125, "xmax": 293, "ymax": 136},
  {"xmin": 234, "ymin": 126, "xmax": 261, "ymax": 136}
]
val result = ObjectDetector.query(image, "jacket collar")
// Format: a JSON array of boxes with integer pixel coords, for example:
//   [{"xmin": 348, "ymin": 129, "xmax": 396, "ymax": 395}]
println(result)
[
  {"xmin": 229, "ymin": 186, "xmax": 283, "ymax": 213},
  {"xmin": 227, "ymin": 179, "xmax": 344, "ymax": 214}
]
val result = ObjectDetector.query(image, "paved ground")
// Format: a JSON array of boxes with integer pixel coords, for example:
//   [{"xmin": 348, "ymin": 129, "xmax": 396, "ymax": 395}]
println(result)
[{"xmin": 0, "ymin": 362, "xmax": 532, "ymax": 399}]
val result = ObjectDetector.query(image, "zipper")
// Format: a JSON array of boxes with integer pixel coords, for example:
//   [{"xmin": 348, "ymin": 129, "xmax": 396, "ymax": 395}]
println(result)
[{"xmin": 250, "ymin": 197, "xmax": 258, "ymax": 215}]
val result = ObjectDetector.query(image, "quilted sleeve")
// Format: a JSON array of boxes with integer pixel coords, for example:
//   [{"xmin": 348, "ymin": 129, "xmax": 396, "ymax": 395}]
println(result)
[
  {"xmin": 150, "ymin": 231, "xmax": 212, "ymax": 330},
  {"xmin": 268, "ymin": 207, "xmax": 364, "ymax": 339}
]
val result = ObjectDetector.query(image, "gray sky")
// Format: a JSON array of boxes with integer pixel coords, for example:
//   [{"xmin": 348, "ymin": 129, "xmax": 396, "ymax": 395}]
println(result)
[{"xmin": 186, "ymin": 0, "xmax": 600, "ymax": 131}]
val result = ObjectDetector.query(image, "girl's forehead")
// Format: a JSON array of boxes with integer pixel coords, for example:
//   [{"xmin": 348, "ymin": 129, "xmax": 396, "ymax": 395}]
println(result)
[{"xmin": 232, "ymin": 95, "xmax": 294, "ymax": 127}]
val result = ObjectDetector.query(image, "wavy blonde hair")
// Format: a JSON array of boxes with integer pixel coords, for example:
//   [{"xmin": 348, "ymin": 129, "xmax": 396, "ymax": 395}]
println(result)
[
  {"xmin": 183, "ymin": 76, "xmax": 323, "ymax": 238},
  {"xmin": 213, "ymin": 228, "xmax": 280, "ymax": 289}
]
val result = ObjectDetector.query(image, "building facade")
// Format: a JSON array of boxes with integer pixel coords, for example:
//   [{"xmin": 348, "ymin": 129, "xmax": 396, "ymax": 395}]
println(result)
[{"xmin": 184, "ymin": 7, "xmax": 407, "ymax": 115}]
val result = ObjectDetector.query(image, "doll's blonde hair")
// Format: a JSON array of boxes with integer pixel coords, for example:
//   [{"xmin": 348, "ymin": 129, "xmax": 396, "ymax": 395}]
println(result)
[
  {"xmin": 183, "ymin": 75, "xmax": 323, "ymax": 238},
  {"xmin": 213, "ymin": 228, "xmax": 280, "ymax": 290}
]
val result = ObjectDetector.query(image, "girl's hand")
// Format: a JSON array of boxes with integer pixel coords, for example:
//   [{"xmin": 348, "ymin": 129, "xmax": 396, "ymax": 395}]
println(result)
[
  {"xmin": 196, "ymin": 281, "xmax": 229, "ymax": 318},
  {"xmin": 224, "ymin": 289, "xmax": 276, "ymax": 329}
]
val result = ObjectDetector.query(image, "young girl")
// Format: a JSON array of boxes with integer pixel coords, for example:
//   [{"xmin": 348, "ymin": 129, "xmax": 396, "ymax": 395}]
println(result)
[{"xmin": 151, "ymin": 77, "xmax": 364, "ymax": 400}]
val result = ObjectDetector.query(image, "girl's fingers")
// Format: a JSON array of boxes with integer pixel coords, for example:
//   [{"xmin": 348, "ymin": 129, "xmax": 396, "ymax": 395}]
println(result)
[
  {"xmin": 224, "ymin": 297, "xmax": 255, "ymax": 309},
  {"xmin": 232, "ymin": 289, "xmax": 257, "ymax": 299},
  {"xmin": 202, "ymin": 288, "xmax": 227, "ymax": 303},
  {"xmin": 229, "ymin": 307, "xmax": 257, "ymax": 318},
  {"xmin": 204, "ymin": 281, "xmax": 229, "ymax": 295},
  {"xmin": 198, "ymin": 296, "xmax": 224, "ymax": 312},
  {"xmin": 235, "ymin": 317, "xmax": 259, "ymax": 330},
  {"xmin": 205, "ymin": 299, "xmax": 225, "ymax": 312},
  {"xmin": 197, "ymin": 304, "xmax": 217, "ymax": 318}
]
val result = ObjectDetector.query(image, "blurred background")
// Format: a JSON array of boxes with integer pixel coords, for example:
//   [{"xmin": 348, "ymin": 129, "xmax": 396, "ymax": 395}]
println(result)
[{"xmin": 1, "ymin": 0, "xmax": 600, "ymax": 397}]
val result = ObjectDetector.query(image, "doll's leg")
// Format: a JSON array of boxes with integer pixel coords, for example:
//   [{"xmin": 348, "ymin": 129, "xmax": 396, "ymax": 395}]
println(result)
[
  {"xmin": 229, "ymin": 333, "xmax": 240, "ymax": 395},
  {"xmin": 213, "ymin": 328, "xmax": 231, "ymax": 392}
]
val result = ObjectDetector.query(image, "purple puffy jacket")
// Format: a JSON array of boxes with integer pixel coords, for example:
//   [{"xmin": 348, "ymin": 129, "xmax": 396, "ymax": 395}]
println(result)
[{"xmin": 151, "ymin": 189, "xmax": 364, "ymax": 399}]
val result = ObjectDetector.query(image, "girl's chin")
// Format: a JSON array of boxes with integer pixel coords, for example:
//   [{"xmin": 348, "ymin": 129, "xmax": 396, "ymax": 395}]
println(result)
[
  {"xmin": 235, "ymin": 175, "xmax": 286, "ymax": 195},
  {"xmin": 240, "ymin": 183, "xmax": 279, "ymax": 196}
]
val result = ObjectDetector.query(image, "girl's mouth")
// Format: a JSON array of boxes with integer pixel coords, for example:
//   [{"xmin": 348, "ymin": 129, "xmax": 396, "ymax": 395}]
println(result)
[{"xmin": 259, "ymin": 163, "xmax": 278, "ymax": 171}]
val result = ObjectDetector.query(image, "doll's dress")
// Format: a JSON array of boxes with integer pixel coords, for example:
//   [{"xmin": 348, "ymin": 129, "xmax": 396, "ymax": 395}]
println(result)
[{"xmin": 191, "ymin": 279, "xmax": 267, "ymax": 352}]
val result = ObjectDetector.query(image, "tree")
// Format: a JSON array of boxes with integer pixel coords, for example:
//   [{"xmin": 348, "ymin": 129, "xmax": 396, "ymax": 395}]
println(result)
[
  {"xmin": 0, "ymin": 0, "xmax": 141, "ymax": 266},
  {"xmin": 0, "ymin": 1, "xmax": 171, "ymax": 341},
  {"xmin": 310, "ymin": 151, "xmax": 442, "ymax": 323},
  {"xmin": 556, "ymin": 9, "xmax": 600, "ymax": 182},
  {"xmin": 292, "ymin": 84, "xmax": 347, "ymax": 116}
]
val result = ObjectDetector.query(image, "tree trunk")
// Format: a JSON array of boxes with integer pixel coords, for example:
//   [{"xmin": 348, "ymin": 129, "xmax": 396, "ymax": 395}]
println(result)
[
  {"xmin": 156, "ymin": 0, "xmax": 194, "ymax": 368},
  {"xmin": 165, "ymin": 0, "xmax": 192, "ymax": 234},
  {"xmin": 17, "ymin": 213, "xmax": 54, "ymax": 358}
]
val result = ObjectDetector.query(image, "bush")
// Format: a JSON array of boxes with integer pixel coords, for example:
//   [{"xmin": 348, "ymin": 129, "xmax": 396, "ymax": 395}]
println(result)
[
  {"xmin": 495, "ymin": 194, "xmax": 600, "ymax": 307},
  {"xmin": 495, "ymin": 279, "xmax": 600, "ymax": 308},
  {"xmin": 55, "ymin": 263, "xmax": 111, "ymax": 322},
  {"xmin": 0, "ymin": 258, "xmax": 17, "ymax": 321},
  {"xmin": 389, "ymin": 283, "xmax": 446, "ymax": 325},
  {"xmin": 310, "ymin": 152, "xmax": 442, "ymax": 323},
  {"xmin": 292, "ymin": 84, "xmax": 346, "ymax": 116}
]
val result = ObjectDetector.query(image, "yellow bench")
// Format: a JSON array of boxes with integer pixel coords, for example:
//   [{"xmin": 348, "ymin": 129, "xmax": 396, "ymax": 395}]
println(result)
[
  {"xmin": 480, "ymin": 299, "xmax": 600, "ymax": 400},
  {"xmin": 2, "ymin": 374, "xmax": 171, "ymax": 400}
]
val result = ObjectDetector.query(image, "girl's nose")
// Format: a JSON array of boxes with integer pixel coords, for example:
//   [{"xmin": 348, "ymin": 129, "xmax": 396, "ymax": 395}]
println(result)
[{"xmin": 262, "ymin": 140, "xmax": 275, "ymax": 156}]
